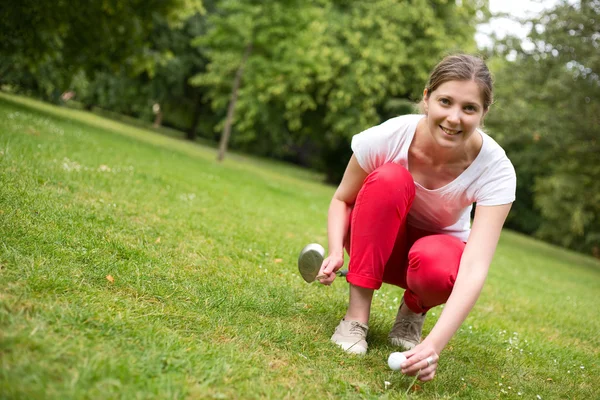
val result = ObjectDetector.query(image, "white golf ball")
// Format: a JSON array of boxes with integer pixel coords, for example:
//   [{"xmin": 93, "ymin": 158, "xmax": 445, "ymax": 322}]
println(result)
[{"xmin": 387, "ymin": 352, "xmax": 407, "ymax": 371}]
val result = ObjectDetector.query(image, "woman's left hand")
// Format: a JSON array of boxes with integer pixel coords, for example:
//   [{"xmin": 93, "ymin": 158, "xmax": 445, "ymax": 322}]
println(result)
[{"xmin": 400, "ymin": 342, "xmax": 440, "ymax": 382}]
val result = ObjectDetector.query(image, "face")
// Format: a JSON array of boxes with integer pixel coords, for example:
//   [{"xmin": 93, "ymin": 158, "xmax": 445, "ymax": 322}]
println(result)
[{"xmin": 422, "ymin": 80, "xmax": 487, "ymax": 149}]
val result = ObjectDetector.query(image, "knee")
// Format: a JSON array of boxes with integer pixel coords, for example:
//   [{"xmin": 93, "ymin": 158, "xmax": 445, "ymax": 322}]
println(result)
[
  {"xmin": 407, "ymin": 235, "xmax": 463, "ymax": 292},
  {"xmin": 364, "ymin": 163, "xmax": 415, "ymax": 200}
]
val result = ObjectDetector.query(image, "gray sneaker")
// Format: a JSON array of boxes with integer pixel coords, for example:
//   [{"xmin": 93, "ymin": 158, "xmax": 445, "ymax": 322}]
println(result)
[
  {"xmin": 331, "ymin": 319, "xmax": 369, "ymax": 355},
  {"xmin": 388, "ymin": 298, "xmax": 426, "ymax": 350}
]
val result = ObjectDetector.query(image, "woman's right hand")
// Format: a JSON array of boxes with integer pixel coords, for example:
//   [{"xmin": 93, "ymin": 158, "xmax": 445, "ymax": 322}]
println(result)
[{"xmin": 317, "ymin": 253, "xmax": 344, "ymax": 285}]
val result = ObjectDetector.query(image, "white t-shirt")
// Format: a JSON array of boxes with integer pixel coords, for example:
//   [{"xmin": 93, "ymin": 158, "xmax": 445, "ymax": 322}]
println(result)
[{"xmin": 351, "ymin": 114, "xmax": 516, "ymax": 242}]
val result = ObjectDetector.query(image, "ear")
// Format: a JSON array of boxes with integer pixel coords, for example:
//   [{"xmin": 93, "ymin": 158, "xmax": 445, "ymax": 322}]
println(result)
[
  {"xmin": 422, "ymin": 88, "xmax": 430, "ymax": 113},
  {"xmin": 479, "ymin": 107, "xmax": 490, "ymax": 127},
  {"xmin": 482, "ymin": 106, "xmax": 490, "ymax": 120}
]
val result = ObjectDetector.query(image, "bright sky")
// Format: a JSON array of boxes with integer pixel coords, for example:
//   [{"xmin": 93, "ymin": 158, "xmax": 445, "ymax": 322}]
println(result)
[{"xmin": 475, "ymin": 0, "xmax": 563, "ymax": 49}]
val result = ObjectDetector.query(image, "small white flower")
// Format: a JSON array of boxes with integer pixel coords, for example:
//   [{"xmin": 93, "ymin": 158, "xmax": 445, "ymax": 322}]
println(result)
[
  {"xmin": 518, "ymin": 392, "xmax": 522, "ymax": 396},
  {"xmin": 384, "ymin": 381, "xmax": 391, "ymax": 389},
  {"xmin": 537, "ymin": 395, "xmax": 542, "ymax": 399},
  {"xmin": 580, "ymin": 366, "xmax": 585, "ymax": 369}
]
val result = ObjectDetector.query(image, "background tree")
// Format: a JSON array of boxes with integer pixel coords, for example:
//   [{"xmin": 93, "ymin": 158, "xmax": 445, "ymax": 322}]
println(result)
[
  {"xmin": 486, "ymin": 0, "xmax": 599, "ymax": 255},
  {"xmin": 192, "ymin": 0, "xmax": 486, "ymax": 179},
  {"xmin": 63, "ymin": 11, "xmax": 214, "ymax": 140},
  {"xmin": 0, "ymin": 0, "xmax": 204, "ymax": 101}
]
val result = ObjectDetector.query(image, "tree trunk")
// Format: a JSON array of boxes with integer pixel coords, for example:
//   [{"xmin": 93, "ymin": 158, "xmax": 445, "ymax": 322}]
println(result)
[
  {"xmin": 152, "ymin": 111, "xmax": 163, "ymax": 128},
  {"xmin": 217, "ymin": 43, "xmax": 253, "ymax": 162},
  {"xmin": 187, "ymin": 93, "xmax": 203, "ymax": 141},
  {"xmin": 0, "ymin": 63, "xmax": 14, "ymax": 83}
]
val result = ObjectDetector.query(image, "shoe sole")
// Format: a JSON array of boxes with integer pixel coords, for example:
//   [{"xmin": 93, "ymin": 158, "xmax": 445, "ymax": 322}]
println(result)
[
  {"xmin": 331, "ymin": 339, "xmax": 368, "ymax": 355},
  {"xmin": 389, "ymin": 337, "xmax": 418, "ymax": 350}
]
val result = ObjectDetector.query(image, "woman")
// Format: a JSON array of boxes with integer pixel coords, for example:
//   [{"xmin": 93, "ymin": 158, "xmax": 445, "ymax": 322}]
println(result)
[{"xmin": 315, "ymin": 54, "xmax": 515, "ymax": 381}]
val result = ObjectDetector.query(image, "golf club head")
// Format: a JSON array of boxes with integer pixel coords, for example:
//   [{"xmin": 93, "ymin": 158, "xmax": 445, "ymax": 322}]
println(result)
[{"xmin": 297, "ymin": 243, "xmax": 325, "ymax": 283}]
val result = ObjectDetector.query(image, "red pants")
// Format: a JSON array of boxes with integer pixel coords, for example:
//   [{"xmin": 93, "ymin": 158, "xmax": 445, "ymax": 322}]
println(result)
[{"xmin": 345, "ymin": 163, "xmax": 465, "ymax": 314}]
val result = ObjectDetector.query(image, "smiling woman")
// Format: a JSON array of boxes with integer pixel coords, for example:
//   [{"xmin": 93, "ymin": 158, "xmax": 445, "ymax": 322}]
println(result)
[{"xmin": 301, "ymin": 53, "xmax": 517, "ymax": 382}]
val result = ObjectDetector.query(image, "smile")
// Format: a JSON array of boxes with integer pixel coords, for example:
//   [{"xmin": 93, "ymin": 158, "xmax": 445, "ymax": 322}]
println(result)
[{"xmin": 440, "ymin": 126, "xmax": 462, "ymax": 136}]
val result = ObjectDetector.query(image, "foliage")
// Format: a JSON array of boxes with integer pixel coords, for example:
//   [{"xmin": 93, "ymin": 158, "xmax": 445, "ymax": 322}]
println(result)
[
  {"xmin": 486, "ymin": 0, "xmax": 600, "ymax": 255},
  {"xmin": 0, "ymin": 0, "xmax": 204, "ymax": 99},
  {"xmin": 192, "ymin": 0, "xmax": 486, "ymax": 181},
  {"xmin": 73, "ymin": 12, "xmax": 214, "ymax": 135}
]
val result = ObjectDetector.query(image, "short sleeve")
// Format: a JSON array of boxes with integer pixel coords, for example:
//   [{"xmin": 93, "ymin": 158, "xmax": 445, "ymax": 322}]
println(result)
[
  {"xmin": 350, "ymin": 117, "xmax": 408, "ymax": 173},
  {"xmin": 475, "ymin": 158, "xmax": 517, "ymax": 206}
]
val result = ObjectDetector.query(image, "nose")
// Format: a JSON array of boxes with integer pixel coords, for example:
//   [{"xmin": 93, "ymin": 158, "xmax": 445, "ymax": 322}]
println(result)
[{"xmin": 446, "ymin": 107, "xmax": 461, "ymax": 125}]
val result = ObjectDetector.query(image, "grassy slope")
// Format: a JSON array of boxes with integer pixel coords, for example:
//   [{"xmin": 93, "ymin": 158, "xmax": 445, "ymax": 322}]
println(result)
[{"xmin": 1, "ymin": 93, "xmax": 598, "ymax": 400}]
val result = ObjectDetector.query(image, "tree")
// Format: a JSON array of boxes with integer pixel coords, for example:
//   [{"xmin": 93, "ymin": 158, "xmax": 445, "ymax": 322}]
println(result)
[
  {"xmin": 0, "ymin": 0, "xmax": 204, "ymax": 99},
  {"xmin": 192, "ymin": 0, "xmax": 486, "ymax": 176},
  {"xmin": 217, "ymin": 43, "xmax": 253, "ymax": 161},
  {"xmin": 59, "ymin": 10, "xmax": 215, "ymax": 141},
  {"xmin": 486, "ymin": 0, "xmax": 600, "ymax": 255}
]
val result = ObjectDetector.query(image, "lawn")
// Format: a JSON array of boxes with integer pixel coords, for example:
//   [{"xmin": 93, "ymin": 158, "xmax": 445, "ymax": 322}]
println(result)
[{"xmin": 1, "ymin": 92, "xmax": 598, "ymax": 399}]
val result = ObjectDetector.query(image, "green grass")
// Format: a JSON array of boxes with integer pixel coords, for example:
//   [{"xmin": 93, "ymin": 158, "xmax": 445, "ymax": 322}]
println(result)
[{"xmin": 1, "ymin": 92, "xmax": 599, "ymax": 400}]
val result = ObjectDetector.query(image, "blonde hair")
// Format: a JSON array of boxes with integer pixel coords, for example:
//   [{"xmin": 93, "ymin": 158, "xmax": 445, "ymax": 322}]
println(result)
[{"xmin": 421, "ymin": 54, "xmax": 493, "ymax": 112}]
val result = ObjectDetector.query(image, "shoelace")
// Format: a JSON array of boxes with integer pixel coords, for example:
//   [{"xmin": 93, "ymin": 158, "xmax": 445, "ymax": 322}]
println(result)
[
  {"xmin": 395, "ymin": 319, "xmax": 418, "ymax": 337},
  {"xmin": 349, "ymin": 322, "xmax": 367, "ymax": 336},
  {"xmin": 392, "ymin": 313, "xmax": 426, "ymax": 342}
]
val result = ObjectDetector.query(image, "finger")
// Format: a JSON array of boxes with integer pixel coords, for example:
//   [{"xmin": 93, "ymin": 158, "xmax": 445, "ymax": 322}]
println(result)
[
  {"xmin": 418, "ymin": 369, "xmax": 436, "ymax": 382},
  {"xmin": 419, "ymin": 355, "xmax": 437, "ymax": 370},
  {"xmin": 403, "ymin": 344, "xmax": 427, "ymax": 360},
  {"xmin": 318, "ymin": 275, "xmax": 335, "ymax": 285},
  {"xmin": 403, "ymin": 354, "xmax": 437, "ymax": 375},
  {"xmin": 403, "ymin": 352, "xmax": 424, "ymax": 369},
  {"xmin": 319, "ymin": 258, "xmax": 330, "ymax": 273},
  {"xmin": 403, "ymin": 362, "xmax": 436, "ymax": 377},
  {"xmin": 317, "ymin": 271, "xmax": 336, "ymax": 285},
  {"xmin": 322, "ymin": 259, "xmax": 336, "ymax": 274},
  {"xmin": 403, "ymin": 348, "xmax": 418, "ymax": 359}
]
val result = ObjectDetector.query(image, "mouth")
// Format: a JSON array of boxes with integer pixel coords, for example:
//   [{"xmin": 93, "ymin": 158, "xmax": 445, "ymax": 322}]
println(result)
[{"xmin": 440, "ymin": 126, "xmax": 462, "ymax": 136}]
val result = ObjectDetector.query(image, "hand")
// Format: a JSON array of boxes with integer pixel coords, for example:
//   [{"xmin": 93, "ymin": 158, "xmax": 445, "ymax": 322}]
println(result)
[
  {"xmin": 400, "ymin": 342, "xmax": 440, "ymax": 382},
  {"xmin": 317, "ymin": 253, "xmax": 344, "ymax": 285}
]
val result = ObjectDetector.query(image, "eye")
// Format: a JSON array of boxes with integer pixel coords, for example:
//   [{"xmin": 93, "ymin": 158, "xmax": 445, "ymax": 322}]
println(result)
[
  {"xmin": 439, "ymin": 98, "xmax": 450, "ymax": 105},
  {"xmin": 464, "ymin": 105, "xmax": 478, "ymax": 113}
]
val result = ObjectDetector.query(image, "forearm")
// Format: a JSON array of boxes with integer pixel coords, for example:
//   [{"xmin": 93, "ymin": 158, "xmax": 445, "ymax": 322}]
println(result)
[
  {"xmin": 424, "ymin": 264, "xmax": 489, "ymax": 353},
  {"xmin": 327, "ymin": 197, "xmax": 351, "ymax": 257}
]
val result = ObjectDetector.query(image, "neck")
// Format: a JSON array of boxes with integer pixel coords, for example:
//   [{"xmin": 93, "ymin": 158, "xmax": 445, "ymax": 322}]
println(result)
[{"xmin": 414, "ymin": 118, "xmax": 480, "ymax": 166}]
